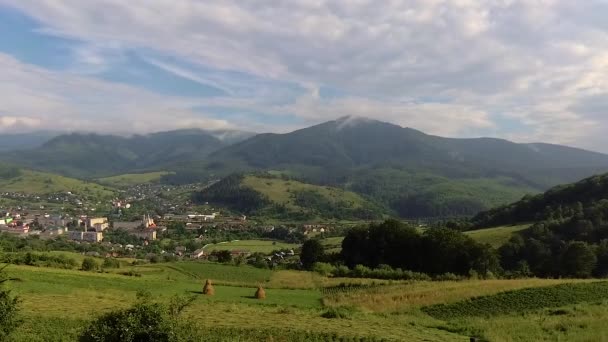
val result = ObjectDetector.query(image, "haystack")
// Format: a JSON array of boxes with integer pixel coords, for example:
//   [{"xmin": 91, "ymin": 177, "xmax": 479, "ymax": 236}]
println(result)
[
  {"xmin": 203, "ymin": 279, "xmax": 215, "ymax": 295},
  {"xmin": 255, "ymin": 285, "xmax": 266, "ymax": 299}
]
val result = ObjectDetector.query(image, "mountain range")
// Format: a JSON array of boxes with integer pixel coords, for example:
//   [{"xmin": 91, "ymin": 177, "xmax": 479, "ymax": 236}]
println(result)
[{"xmin": 4, "ymin": 116, "xmax": 608, "ymax": 218}]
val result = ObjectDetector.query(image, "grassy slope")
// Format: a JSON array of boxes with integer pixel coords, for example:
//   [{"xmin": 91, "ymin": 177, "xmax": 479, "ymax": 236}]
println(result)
[
  {"xmin": 203, "ymin": 240, "xmax": 298, "ymax": 254},
  {"xmin": 242, "ymin": 175, "xmax": 369, "ymax": 210},
  {"xmin": 97, "ymin": 171, "xmax": 171, "ymax": 187},
  {"xmin": 6, "ymin": 261, "xmax": 608, "ymax": 341},
  {"xmin": 0, "ymin": 169, "xmax": 115, "ymax": 197},
  {"xmin": 464, "ymin": 224, "xmax": 531, "ymax": 248}
]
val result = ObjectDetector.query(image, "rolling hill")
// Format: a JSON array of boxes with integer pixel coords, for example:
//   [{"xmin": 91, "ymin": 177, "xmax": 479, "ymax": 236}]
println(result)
[
  {"xmin": 194, "ymin": 174, "xmax": 385, "ymax": 221},
  {"xmin": 0, "ymin": 164, "xmax": 115, "ymax": 198},
  {"xmin": 96, "ymin": 171, "xmax": 172, "ymax": 187}
]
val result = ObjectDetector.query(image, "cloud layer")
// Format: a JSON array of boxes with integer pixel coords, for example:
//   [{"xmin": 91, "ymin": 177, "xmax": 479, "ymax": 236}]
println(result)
[{"xmin": 1, "ymin": 1, "xmax": 608, "ymax": 151}]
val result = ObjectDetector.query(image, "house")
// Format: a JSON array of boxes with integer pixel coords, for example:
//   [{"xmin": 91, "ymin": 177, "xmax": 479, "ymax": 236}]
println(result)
[
  {"xmin": 88, "ymin": 217, "xmax": 109, "ymax": 232},
  {"xmin": 175, "ymin": 246, "xmax": 187, "ymax": 256},
  {"xmin": 0, "ymin": 223, "xmax": 29, "ymax": 235},
  {"xmin": 69, "ymin": 231, "xmax": 103, "ymax": 242},
  {"xmin": 191, "ymin": 248, "xmax": 206, "ymax": 259},
  {"xmin": 132, "ymin": 229, "xmax": 157, "ymax": 241}
]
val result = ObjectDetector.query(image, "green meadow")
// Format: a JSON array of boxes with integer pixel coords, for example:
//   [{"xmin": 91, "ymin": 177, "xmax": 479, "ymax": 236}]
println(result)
[{"xmin": 5, "ymin": 260, "xmax": 608, "ymax": 341}]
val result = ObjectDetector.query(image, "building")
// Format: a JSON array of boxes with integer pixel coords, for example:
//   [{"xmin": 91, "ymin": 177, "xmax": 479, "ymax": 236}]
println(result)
[
  {"xmin": 39, "ymin": 227, "xmax": 68, "ymax": 239},
  {"xmin": 69, "ymin": 231, "xmax": 103, "ymax": 242},
  {"xmin": 191, "ymin": 248, "xmax": 206, "ymax": 259},
  {"xmin": 88, "ymin": 217, "xmax": 109, "ymax": 232},
  {"xmin": 0, "ymin": 224, "xmax": 29, "ymax": 235},
  {"xmin": 132, "ymin": 229, "xmax": 157, "ymax": 241}
]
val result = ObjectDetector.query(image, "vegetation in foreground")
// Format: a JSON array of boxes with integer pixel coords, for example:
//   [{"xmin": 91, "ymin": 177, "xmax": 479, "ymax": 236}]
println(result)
[{"xmin": 4, "ymin": 260, "xmax": 608, "ymax": 342}]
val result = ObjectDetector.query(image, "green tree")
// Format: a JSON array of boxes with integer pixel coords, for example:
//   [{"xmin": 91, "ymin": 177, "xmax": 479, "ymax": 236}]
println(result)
[
  {"xmin": 214, "ymin": 250, "xmax": 232, "ymax": 263},
  {"xmin": 300, "ymin": 239, "xmax": 325, "ymax": 270},
  {"xmin": 561, "ymin": 241, "xmax": 597, "ymax": 278},
  {"xmin": 81, "ymin": 257, "xmax": 98, "ymax": 272},
  {"xmin": 0, "ymin": 265, "xmax": 21, "ymax": 339}
]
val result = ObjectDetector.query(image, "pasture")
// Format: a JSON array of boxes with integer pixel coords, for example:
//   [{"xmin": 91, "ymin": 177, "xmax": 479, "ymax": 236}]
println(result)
[
  {"xmin": 97, "ymin": 171, "xmax": 171, "ymax": 187},
  {"xmin": 5, "ymin": 260, "xmax": 608, "ymax": 341},
  {"xmin": 464, "ymin": 224, "xmax": 531, "ymax": 248},
  {"xmin": 203, "ymin": 239, "xmax": 298, "ymax": 254}
]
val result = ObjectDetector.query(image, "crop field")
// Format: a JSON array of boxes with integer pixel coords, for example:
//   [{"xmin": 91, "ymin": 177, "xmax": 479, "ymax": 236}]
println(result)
[
  {"xmin": 203, "ymin": 239, "xmax": 298, "ymax": 254},
  {"xmin": 464, "ymin": 224, "xmax": 531, "ymax": 248},
  {"xmin": 97, "ymin": 171, "xmax": 171, "ymax": 187},
  {"xmin": 5, "ymin": 260, "xmax": 608, "ymax": 341}
]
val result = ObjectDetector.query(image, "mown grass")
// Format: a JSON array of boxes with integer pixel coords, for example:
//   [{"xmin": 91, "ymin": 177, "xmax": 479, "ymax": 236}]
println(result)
[
  {"xmin": 422, "ymin": 281, "xmax": 608, "ymax": 320},
  {"xmin": 204, "ymin": 239, "xmax": 298, "ymax": 254},
  {"xmin": 97, "ymin": 171, "xmax": 171, "ymax": 187},
  {"xmin": 5, "ymin": 264, "xmax": 464, "ymax": 341},
  {"xmin": 464, "ymin": 224, "xmax": 531, "ymax": 248},
  {"xmin": 323, "ymin": 279, "xmax": 594, "ymax": 313}
]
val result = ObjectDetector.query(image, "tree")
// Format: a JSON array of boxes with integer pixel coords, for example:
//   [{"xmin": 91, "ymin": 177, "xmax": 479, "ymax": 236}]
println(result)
[
  {"xmin": 81, "ymin": 257, "xmax": 98, "ymax": 272},
  {"xmin": 0, "ymin": 265, "xmax": 20, "ymax": 339},
  {"xmin": 560, "ymin": 241, "xmax": 597, "ymax": 278},
  {"xmin": 213, "ymin": 250, "xmax": 232, "ymax": 263},
  {"xmin": 300, "ymin": 239, "xmax": 325, "ymax": 270}
]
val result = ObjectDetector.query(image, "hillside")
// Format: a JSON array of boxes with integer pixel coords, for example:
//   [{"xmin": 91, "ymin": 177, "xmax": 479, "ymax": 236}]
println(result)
[
  {"xmin": 8, "ymin": 117, "xmax": 608, "ymax": 219},
  {"xmin": 194, "ymin": 174, "xmax": 385, "ymax": 221},
  {"xmin": 3, "ymin": 129, "xmax": 253, "ymax": 178},
  {"xmin": 198, "ymin": 116, "xmax": 608, "ymax": 218},
  {"xmin": 97, "ymin": 171, "xmax": 172, "ymax": 187},
  {"xmin": 0, "ymin": 164, "xmax": 115, "ymax": 198},
  {"xmin": 472, "ymin": 172, "xmax": 608, "ymax": 228}
]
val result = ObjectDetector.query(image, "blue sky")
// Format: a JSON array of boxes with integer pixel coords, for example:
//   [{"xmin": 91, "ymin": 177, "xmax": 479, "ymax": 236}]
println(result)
[{"xmin": 0, "ymin": 1, "xmax": 608, "ymax": 152}]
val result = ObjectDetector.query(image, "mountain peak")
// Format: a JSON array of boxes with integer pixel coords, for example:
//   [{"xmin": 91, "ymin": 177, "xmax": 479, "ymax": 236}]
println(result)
[{"xmin": 333, "ymin": 115, "xmax": 383, "ymax": 130}]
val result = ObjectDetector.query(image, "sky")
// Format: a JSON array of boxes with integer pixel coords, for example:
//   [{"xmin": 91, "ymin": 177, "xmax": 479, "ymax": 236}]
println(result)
[{"xmin": 1, "ymin": 1, "xmax": 608, "ymax": 151}]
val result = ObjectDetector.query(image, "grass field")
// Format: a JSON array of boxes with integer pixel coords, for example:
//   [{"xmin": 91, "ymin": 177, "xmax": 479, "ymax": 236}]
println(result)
[
  {"xmin": 5, "ymin": 260, "xmax": 608, "ymax": 341},
  {"xmin": 0, "ymin": 169, "xmax": 115, "ymax": 197},
  {"xmin": 464, "ymin": 224, "xmax": 530, "ymax": 248},
  {"xmin": 97, "ymin": 171, "xmax": 171, "ymax": 187},
  {"xmin": 203, "ymin": 239, "xmax": 298, "ymax": 254}
]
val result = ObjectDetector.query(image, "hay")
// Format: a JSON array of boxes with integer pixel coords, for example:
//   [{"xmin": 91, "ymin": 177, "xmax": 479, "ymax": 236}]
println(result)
[
  {"xmin": 203, "ymin": 279, "xmax": 215, "ymax": 296},
  {"xmin": 255, "ymin": 285, "xmax": 266, "ymax": 299}
]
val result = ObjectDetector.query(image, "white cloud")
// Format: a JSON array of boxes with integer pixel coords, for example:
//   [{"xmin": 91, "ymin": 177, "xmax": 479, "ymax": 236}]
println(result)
[
  {"xmin": 2, "ymin": 0, "xmax": 608, "ymax": 150},
  {"xmin": 0, "ymin": 53, "xmax": 232, "ymax": 133}
]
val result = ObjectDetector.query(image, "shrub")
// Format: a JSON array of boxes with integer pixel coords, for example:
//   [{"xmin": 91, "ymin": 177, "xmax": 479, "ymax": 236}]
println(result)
[
  {"xmin": 312, "ymin": 262, "xmax": 335, "ymax": 276},
  {"xmin": 79, "ymin": 296, "xmax": 200, "ymax": 342},
  {"xmin": 81, "ymin": 257, "xmax": 98, "ymax": 272},
  {"xmin": 0, "ymin": 265, "xmax": 20, "ymax": 340},
  {"xmin": 102, "ymin": 258, "xmax": 120, "ymax": 269}
]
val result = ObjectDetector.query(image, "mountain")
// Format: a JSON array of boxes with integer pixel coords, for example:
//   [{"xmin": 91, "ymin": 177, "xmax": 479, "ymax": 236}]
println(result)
[
  {"xmin": 0, "ymin": 131, "xmax": 59, "ymax": 151},
  {"xmin": 472, "ymin": 172, "xmax": 608, "ymax": 228},
  {"xmin": 193, "ymin": 174, "xmax": 385, "ymax": 221},
  {"xmin": 195, "ymin": 116, "xmax": 608, "ymax": 218},
  {"xmin": 3, "ymin": 129, "xmax": 254, "ymax": 178},
  {"xmin": 7, "ymin": 116, "xmax": 608, "ymax": 219}
]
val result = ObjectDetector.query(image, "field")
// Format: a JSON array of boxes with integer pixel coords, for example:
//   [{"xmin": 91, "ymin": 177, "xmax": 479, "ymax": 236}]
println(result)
[
  {"xmin": 0, "ymin": 169, "xmax": 115, "ymax": 197},
  {"xmin": 97, "ymin": 171, "xmax": 171, "ymax": 187},
  {"xmin": 464, "ymin": 224, "xmax": 530, "ymax": 248},
  {"xmin": 6, "ymin": 259, "xmax": 608, "ymax": 341},
  {"xmin": 203, "ymin": 239, "xmax": 299, "ymax": 254}
]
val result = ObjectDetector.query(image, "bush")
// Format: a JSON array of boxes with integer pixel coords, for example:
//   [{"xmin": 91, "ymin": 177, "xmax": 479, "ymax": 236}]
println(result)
[
  {"xmin": 81, "ymin": 257, "xmax": 98, "ymax": 271},
  {"xmin": 0, "ymin": 265, "xmax": 20, "ymax": 339},
  {"xmin": 79, "ymin": 297, "xmax": 200, "ymax": 342},
  {"xmin": 312, "ymin": 262, "xmax": 335, "ymax": 276},
  {"xmin": 102, "ymin": 258, "xmax": 120, "ymax": 269}
]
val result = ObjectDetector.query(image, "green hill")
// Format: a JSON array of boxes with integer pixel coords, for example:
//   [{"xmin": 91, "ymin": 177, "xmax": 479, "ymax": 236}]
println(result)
[
  {"xmin": 194, "ymin": 174, "xmax": 385, "ymax": 221},
  {"xmin": 0, "ymin": 165, "xmax": 115, "ymax": 198},
  {"xmin": 97, "ymin": 171, "xmax": 172, "ymax": 187}
]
